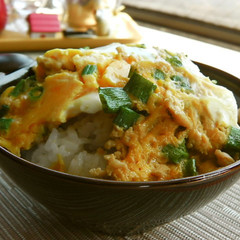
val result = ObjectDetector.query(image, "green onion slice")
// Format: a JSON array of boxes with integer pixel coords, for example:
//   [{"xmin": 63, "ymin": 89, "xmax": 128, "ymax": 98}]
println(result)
[
  {"xmin": 10, "ymin": 79, "xmax": 26, "ymax": 97},
  {"xmin": 153, "ymin": 69, "xmax": 165, "ymax": 80},
  {"xmin": 124, "ymin": 72, "xmax": 157, "ymax": 104},
  {"xmin": 225, "ymin": 126, "xmax": 240, "ymax": 151},
  {"xmin": 114, "ymin": 107, "xmax": 140, "ymax": 130},
  {"xmin": 82, "ymin": 64, "xmax": 97, "ymax": 75},
  {"xmin": 166, "ymin": 56, "xmax": 183, "ymax": 67},
  {"xmin": 28, "ymin": 86, "xmax": 44, "ymax": 101},
  {"xmin": 183, "ymin": 158, "xmax": 198, "ymax": 177},
  {"xmin": 133, "ymin": 43, "xmax": 146, "ymax": 49},
  {"xmin": 0, "ymin": 105, "xmax": 10, "ymax": 118},
  {"xmin": 162, "ymin": 140, "xmax": 189, "ymax": 164},
  {"xmin": 10, "ymin": 75, "xmax": 37, "ymax": 97},
  {"xmin": 25, "ymin": 75, "xmax": 37, "ymax": 88},
  {"xmin": 171, "ymin": 75, "xmax": 192, "ymax": 91},
  {"xmin": 99, "ymin": 87, "xmax": 132, "ymax": 113},
  {"xmin": 0, "ymin": 118, "xmax": 13, "ymax": 131}
]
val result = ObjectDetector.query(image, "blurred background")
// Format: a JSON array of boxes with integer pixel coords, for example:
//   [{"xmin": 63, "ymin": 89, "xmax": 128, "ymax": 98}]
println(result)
[
  {"xmin": 122, "ymin": 0, "xmax": 240, "ymax": 49},
  {"xmin": 0, "ymin": 0, "xmax": 240, "ymax": 51}
]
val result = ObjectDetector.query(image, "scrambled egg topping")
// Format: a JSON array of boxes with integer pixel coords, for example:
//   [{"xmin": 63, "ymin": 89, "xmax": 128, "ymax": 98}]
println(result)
[{"xmin": 0, "ymin": 43, "xmax": 239, "ymax": 181}]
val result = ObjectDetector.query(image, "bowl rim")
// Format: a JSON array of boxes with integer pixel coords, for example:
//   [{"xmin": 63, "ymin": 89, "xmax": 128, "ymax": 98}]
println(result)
[{"xmin": 0, "ymin": 61, "xmax": 240, "ymax": 189}]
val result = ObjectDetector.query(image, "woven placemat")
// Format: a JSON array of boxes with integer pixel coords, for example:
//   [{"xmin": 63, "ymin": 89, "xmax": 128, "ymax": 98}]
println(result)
[{"xmin": 0, "ymin": 168, "xmax": 239, "ymax": 240}]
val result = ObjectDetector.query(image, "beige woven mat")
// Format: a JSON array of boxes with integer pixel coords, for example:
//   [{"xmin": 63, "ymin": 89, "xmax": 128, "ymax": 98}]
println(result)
[
  {"xmin": 122, "ymin": 0, "xmax": 240, "ymax": 31},
  {"xmin": 0, "ymin": 168, "xmax": 240, "ymax": 240}
]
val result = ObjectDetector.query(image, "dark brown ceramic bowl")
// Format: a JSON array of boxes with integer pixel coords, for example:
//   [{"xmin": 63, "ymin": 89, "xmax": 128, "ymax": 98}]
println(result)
[{"xmin": 0, "ymin": 62, "xmax": 240, "ymax": 236}]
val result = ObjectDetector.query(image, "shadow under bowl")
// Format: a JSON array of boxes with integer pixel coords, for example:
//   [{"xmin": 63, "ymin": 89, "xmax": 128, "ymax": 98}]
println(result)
[{"xmin": 0, "ymin": 62, "xmax": 240, "ymax": 236}]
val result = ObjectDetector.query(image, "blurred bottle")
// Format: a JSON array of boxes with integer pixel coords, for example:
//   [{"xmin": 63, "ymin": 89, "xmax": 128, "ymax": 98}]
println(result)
[
  {"xmin": 67, "ymin": 0, "xmax": 98, "ymax": 28},
  {"xmin": 67, "ymin": 0, "xmax": 120, "ymax": 29},
  {"xmin": 95, "ymin": 0, "xmax": 122, "ymax": 36},
  {"xmin": 0, "ymin": 0, "xmax": 7, "ymax": 31}
]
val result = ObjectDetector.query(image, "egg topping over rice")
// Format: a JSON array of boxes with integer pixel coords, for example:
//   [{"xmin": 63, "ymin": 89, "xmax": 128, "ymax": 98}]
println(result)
[{"xmin": 0, "ymin": 43, "xmax": 239, "ymax": 181}]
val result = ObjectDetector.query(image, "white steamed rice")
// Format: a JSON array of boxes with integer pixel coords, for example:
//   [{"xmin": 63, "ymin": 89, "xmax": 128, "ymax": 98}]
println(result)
[{"xmin": 25, "ymin": 112, "xmax": 113, "ymax": 177}]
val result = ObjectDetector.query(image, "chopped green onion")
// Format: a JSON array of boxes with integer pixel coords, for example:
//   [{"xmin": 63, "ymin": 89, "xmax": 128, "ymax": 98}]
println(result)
[
  {"xmin": 0, "ymin": 118, "xmax": 13, "ymax": 131},
  {"xmin": 183, "ymin": 158, "xmax": 198, "ymax": 177},
  {"xmin": 10, "ymin": 79, "xmax": 26, "ymax": 97},
  {"xmin": 124, "ymin": 72, "xmax": 157, "ymax": 104},
  {"xmin": 162, "ymin": 140, "xmax": 189, "ymax": 164},
  {"xmin": 0, "ymin": 105, "xmax": 10, "ymax": 118},
  {"xmin": 10, "ymin": 75, "xmax": 36, "ymax": 97},
  {"xmin": 153, "ymin": 69, "xmax": 165, "ymax": 80},
  {"xmin": 82, "ymin": 64, "xmax": 97, "ymax": 75},
  {"xmin": 134, "ymin": 43, "xmax": 146, "ymax": 48},
  {"xmin": 166, "ymin": 56, "xmax": 182, "ymax": 67},
  {"xmin": 25, "ymin": 75, "xmax": 37, "ymax": 88},
  {"xmin": 114, "ymin": 107, "xmax": 140, "ymax": 130},
  {"xmin": 99, "ymin": 87, "xmax": 132, "ymax": 113},
  {"xmin": 28, "ymin": 86, "xmax": 44, "ymax": 101},
  {"xmin": 171, "ymin": 75, "xmax": 192, "ymax": 92},
  {"xmin": 225, "ymin": 126, "xmax": 240, "ymax": 151}
]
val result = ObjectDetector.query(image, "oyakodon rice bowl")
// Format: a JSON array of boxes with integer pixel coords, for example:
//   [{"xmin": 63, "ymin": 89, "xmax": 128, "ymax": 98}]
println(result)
[{"xmin": 0, "ymin": 43, "xmax": 240, "ymax": 181}]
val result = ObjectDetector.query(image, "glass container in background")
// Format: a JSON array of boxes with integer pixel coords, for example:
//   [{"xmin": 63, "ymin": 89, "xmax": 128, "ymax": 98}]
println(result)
[{"xmin": 4, "ymin": 0, "xmax": 65, "ymax": 34}]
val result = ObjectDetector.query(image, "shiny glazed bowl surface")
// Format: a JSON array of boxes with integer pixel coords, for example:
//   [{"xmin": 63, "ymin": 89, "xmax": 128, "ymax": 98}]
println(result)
[{"xmin": 0, "ymin": 62, "xmax": 240, "ymax": 235}]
